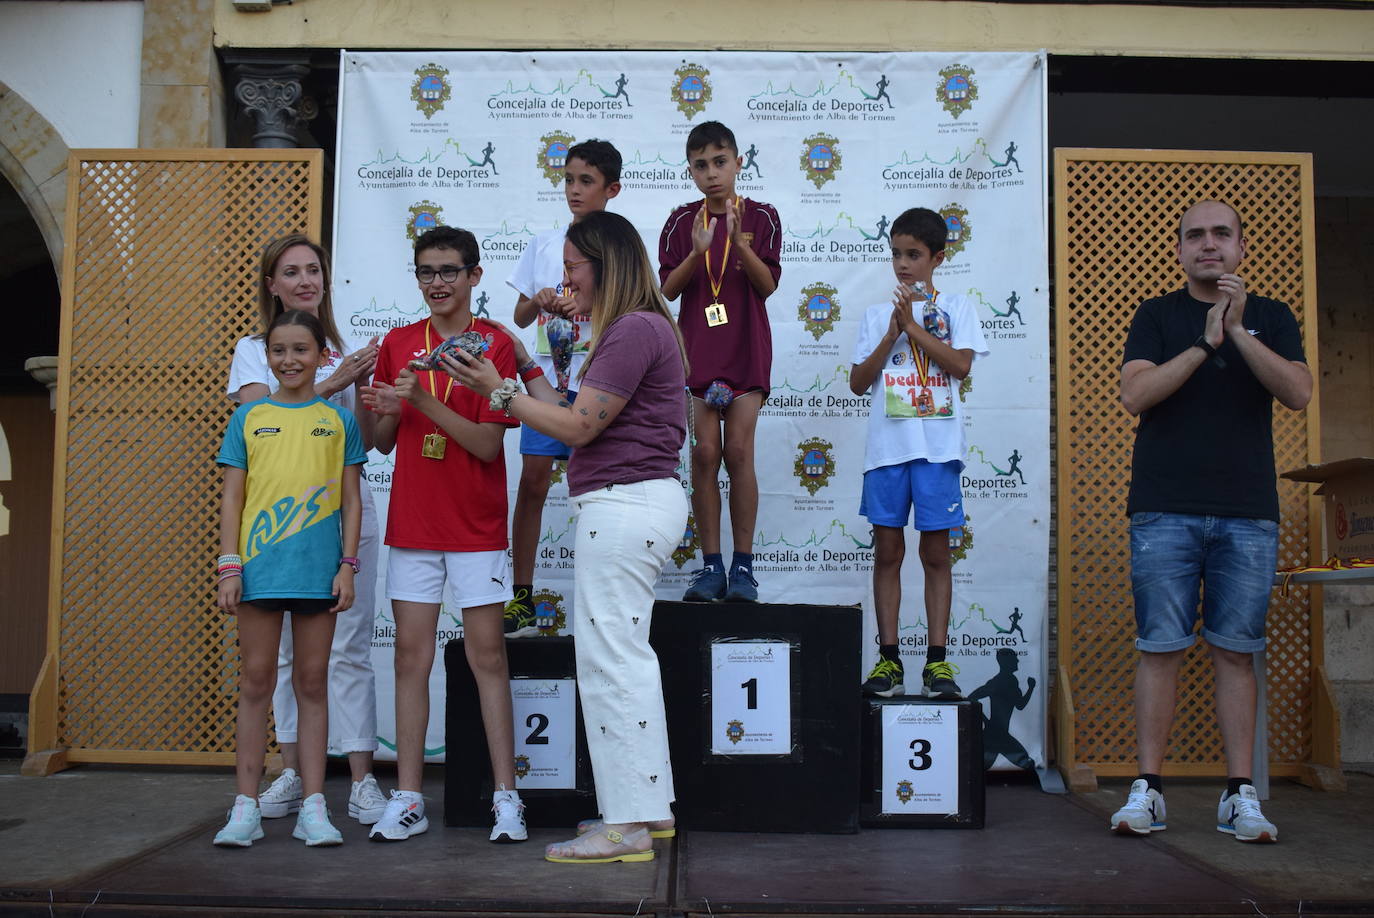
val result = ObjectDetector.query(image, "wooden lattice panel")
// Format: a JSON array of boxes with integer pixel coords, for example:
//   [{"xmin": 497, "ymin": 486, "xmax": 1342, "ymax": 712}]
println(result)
[
  {"xmin": 44, "ymin": 150, "xmax": 322, "ymax": 764},
  {"xmin": 1054, "ymin": 150, "xmax": 1321, "ymax": 777}
]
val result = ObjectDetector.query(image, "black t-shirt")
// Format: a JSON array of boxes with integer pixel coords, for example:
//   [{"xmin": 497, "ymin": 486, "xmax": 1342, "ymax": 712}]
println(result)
[{"xmin": 1123, "ymin": 289, "xmax": 1306, "ymax": 522}]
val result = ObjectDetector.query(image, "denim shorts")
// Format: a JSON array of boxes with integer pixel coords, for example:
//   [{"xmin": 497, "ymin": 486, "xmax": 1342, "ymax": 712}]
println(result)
[
  {"xmin": 1129, "ymin": 512, "xmax": 1278, "ymax": 653},
  {"xmin": 859, "ymin": 459, "xmax": 964, "ymax": 532}
]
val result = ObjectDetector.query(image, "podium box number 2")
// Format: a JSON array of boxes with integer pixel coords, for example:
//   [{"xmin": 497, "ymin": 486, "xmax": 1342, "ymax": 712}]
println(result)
[
  {"xmin": 860, "ymin": 697, "xmax": 984, "ymax": 829},
  {"xmin": 444, "ymin": 637, "xmax": 596, "ymax": 829}
]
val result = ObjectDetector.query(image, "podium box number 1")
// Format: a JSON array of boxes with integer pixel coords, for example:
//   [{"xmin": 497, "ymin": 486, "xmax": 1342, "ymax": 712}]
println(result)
[{"xmin": 707, "ymin": 639, "xmax": 798, "ymax": 760}]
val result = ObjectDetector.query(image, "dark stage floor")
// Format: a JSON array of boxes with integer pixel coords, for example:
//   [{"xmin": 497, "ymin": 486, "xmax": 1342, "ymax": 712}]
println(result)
[{"xmin": 3, "ymin": 761, "xmax": 1373, "ymax": 917}]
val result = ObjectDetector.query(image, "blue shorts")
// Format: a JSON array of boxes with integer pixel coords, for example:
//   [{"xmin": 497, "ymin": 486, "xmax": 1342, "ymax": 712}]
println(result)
[
  {"xmin": 519, "ymin": 389, "xmax": 576, "ymax": 458},
  {"xmin": 859, "ymin": 459, "xmax": 964, "ymax": 531},
  {"xmin": 1129, "ymin": 512, "xmax": 1278, "ymax": 653}
]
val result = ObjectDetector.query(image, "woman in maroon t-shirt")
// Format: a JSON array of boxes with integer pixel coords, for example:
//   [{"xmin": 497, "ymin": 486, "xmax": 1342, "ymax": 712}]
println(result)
[{"xmin": 446, "ymin": 211, "xmax": 689, "ymax": 864}]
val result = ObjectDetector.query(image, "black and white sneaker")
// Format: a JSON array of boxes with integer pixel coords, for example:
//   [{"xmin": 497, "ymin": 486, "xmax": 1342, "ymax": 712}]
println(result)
[{"xmin": 368, "ymin": 790, "xmax": 428, "ymax": 842}]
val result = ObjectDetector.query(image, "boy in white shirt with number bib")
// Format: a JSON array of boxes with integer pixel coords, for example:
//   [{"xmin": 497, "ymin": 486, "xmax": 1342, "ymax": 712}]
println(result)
[
  {"xmin": 503, "ymin": 139, "xmax": 623, "ymax": 637},
  {"xmin": 849, "ymin": 206, "xmax": 988, "ymax": 701}
]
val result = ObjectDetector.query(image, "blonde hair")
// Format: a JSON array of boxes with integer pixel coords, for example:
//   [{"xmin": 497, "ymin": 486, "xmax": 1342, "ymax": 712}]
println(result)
[
  {"xmin": 568, "ymin": 212, "xmax": 688, "ymax": 381},
  {"xmin": 256, "ymin": 233, "xmax": 344, "ymax": 353}
]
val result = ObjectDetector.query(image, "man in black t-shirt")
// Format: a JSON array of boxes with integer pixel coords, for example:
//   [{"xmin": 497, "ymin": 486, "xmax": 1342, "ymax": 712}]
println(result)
[{"xmin": 1110, "ymin": 200, "xmax": 1311, "ymax": 845}]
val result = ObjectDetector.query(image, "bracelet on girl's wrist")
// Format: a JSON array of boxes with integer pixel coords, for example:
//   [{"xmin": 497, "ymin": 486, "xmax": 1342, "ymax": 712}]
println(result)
[
  {"xmin": 217, "ymin": 553, "xmax": 243, "ymax": 576},
  {"xmin": 340, "ymin": 556, "xmax": 360, "ymax": 573},
  {"xmin": 519, "ymin": 364, "xmax": 545, "ymax": 384}
]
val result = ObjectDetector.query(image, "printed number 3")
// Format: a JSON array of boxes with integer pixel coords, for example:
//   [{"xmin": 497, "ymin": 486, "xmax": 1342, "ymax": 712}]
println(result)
[
  {"xmin": 909, "ymin": 738, "xmax": 932, "ymax": 771},
  {"xmin": 526, "ymin": 712, "xmax": 549, "ymax": 745}
]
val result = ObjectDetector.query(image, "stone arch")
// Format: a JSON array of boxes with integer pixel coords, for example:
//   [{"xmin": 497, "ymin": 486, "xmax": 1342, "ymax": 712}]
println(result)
[{"xmin": 0, "ymin": 79, "xmax": 69, "ymax": 270}]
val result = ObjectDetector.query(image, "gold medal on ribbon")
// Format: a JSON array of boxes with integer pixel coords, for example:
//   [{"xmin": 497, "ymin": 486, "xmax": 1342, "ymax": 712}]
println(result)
[
  {"xmin": 701, "ymin": 198, "xmax": 736, "ymax": 328},
  {"xmin": 420, "ymin": 318, "xmax": 457, "ymax": 460},
  {"xmin": 421, "ymin": 432, "xmax": 447, "ymax": 460}
]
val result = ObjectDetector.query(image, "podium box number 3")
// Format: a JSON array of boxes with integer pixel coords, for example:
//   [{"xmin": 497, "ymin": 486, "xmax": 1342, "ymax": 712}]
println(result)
[{"xmin": 861, "ymin": 698, "xmax": 984, "ymax": 829}]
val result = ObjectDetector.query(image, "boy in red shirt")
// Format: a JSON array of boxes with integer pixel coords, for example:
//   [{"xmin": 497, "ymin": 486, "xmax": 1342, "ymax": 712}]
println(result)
[
  {"xmin": 361, "ymin": 226, "xmax": 526, "ymax": 844},
  {"xmin": 660, "ymin": 121, "xmax": 782, "ymax": 603}
]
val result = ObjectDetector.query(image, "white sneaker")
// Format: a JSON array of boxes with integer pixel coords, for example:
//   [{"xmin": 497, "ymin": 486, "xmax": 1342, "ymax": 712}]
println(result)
[
  {"xmin": 490, "ymin": 789, "xmax": 528, "ymax": 843},
  {"xmin": 348, "ymin": 774, "xmax": 387, "ymax": 825},
  {"xmin": 213, "ymin": 794, "xmax": 264, "ymax": 847},
  {"xmin": 1109, "ymin": 779, "xmax": 1166, "ymax": 835},
  {"xmin": 1217, "ymin": 784, "xmax": 1278, "ymax": 843},
  {"xmin": 292, "ymin": 792, "xmax": 343, "ymax": 846},
  {"xmin": 368, "ymin": 790, "xmax": 428, "ymax": 842},
  {"xmin": 258, "ymin": 767, "xmax": 303, "ymax": 818}
]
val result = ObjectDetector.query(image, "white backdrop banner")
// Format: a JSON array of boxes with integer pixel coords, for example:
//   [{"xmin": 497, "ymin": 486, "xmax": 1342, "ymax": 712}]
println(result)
[{"xmin": 333, "ymin": 50, "xmax": 1049, "ymax": 774}]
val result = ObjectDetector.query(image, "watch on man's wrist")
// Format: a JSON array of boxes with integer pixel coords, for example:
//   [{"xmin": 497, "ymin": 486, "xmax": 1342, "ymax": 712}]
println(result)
[{"xmin": 1192, "ymin": 335, "xmax": 1216, "ymax": 358}]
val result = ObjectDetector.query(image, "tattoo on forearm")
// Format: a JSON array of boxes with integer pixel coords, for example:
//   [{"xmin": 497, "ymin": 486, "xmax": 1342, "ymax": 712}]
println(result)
[
  {"xmin": 598, "ymin": 410, "xmax": 608, "ymax": 419},
  {"xmin": 557, "ymin": 399, "xmax": 571, "ymax": 408},
  {"xmin": 579, "ymin": 407, "xmax": 589, "ymax": 415},
  {"xmin": 596, "ymin": 394, "xmax": 609, "ymax": 403}
]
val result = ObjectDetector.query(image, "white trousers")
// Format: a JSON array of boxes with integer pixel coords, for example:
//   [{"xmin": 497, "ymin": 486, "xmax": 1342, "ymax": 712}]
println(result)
[
  {"xmin": 572, "ymin": 477, "xmax": 687, "ymax": 824},
  {"xmin": 273, "ymin": 480, "xmax": 379, "ymax": 753}
]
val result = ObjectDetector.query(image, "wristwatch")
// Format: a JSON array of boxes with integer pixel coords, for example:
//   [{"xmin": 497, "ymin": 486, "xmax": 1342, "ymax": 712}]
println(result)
[{"xmin": 1192, "ymin": 335, "xmax": 1216, "ymax": 358}]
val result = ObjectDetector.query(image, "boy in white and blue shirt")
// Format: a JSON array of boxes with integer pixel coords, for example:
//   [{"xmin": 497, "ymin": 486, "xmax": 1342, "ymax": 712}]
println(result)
[
  {"xmin": 849, "ymin": 206, "xmax": 988, "ymax": 700},
  {"xmin": 504, "ymin": 140, "xmax": 622, "ymax": 636}
]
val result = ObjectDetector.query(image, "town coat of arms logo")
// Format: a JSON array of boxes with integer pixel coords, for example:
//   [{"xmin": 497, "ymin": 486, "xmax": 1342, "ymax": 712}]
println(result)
[
  {"xmin": 407, "ymin": 201, "xmax": 443, "ymax": 242},
  {"xmin": 537, "ymin": 132, "xmax": 578, "ymax": 187},
  {"xmin": 794, "ymin": 437, "xmax": 836, "ymax": 495},
  {"xmin": 798, "ymin": 283, "xmax": 840, "ymax": 341},
  {"xmin": 940, "ymin": 203, "xmax": 972, "ymax": 258},
  {"xmin": 671, "ymin": 62, "xmax": 713, "ymax": 119},
  {"xmin": 411, "ymin": 63, "xmax": 452, "ymax": 119},
  {"xmin": 935, "ymin": 63, "xmax": 978, "ymax": 119},
  {"xmin": 673, "ymin": 515, "xmax": 702, "ymax": 569},
  {"xmin": 799, "ymin": 134, "xmax": 842, "ymax": 189}
]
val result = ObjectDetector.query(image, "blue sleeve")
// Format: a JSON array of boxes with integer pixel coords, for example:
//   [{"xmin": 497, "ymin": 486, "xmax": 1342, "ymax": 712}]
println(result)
[
  {"xmin": 217, "ymin": 405, "xmax": 248, "ymax": 469},
  {"xmin": 341, "ymin": 407, "xmax": 367, "ymax": 467}
]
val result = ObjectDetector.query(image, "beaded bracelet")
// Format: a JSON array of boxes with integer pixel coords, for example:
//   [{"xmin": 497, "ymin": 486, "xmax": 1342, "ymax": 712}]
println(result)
[
  {"xmin": 217, "ymin": 571, "xmax": 242, "ymax": 582},
  {"xmin": 217, "ymin": 553, "xmax": 243, "ymax": 568}
]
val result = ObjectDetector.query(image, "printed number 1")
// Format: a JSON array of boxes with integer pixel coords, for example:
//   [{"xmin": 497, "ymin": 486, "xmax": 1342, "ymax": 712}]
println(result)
[
  {"xmin": 909, "ymin": 738, "xmax": 932, "ymax": 771},
  {"xmin": 741, "ymin": 677, "xmax": 758, "ymax": 710},
  {"xmin": 525, "ymin": 712, "xmax": 549, "ymax": 745}
]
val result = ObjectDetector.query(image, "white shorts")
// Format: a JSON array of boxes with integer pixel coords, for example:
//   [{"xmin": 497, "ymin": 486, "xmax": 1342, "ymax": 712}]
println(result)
[{"xmin": 385, "ymin": 546, "xmax": 512, "ymax": 609}]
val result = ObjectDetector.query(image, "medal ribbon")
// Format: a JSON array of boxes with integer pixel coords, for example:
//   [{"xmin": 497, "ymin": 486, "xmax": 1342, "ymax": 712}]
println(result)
[
  {"xmin": 423, "ymin": 319, "xmax": 456, "ymax": 413},
  {"xmin": 701, "ymin": 197, "xmax": 735, "ymax": 306},
  {"xmin": 909, "ymin": 287, "xmax": 940, "ymax": 386}
]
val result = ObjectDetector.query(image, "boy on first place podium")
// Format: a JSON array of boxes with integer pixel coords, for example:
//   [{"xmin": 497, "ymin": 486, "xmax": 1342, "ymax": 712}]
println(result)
[{"xmin": 659, "ymin": 121, "xmax": 782, "ymax": 605}]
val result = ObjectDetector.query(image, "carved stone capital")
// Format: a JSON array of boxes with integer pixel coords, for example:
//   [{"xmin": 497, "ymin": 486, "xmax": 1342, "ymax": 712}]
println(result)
[{"xmin": 231, "ymin": 63, "xmax": 314, "ymax": 148}]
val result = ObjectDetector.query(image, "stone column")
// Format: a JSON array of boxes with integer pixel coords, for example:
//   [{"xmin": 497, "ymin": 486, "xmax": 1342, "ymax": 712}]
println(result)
[{"xmin": 230, "ymin": 61, "xmax": 317, "ymax": 149}]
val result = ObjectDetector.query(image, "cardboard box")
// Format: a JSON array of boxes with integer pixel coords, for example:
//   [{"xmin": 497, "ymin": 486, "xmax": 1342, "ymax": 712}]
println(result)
[{"xmin": 1281, "ymin": 458, "xmax": 1374, "ymax": 561}]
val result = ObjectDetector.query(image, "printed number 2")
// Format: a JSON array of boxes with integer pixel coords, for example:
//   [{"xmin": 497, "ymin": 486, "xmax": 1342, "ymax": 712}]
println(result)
[
  {"xmin": 741, "ymin": 677, "xmax": 758, "ymax": 710},
  {"xmin": 908, "ymin": 738, "xmax": 932, "ymax": 771},
  {"xmin": 525, "ymin": 712, "xmax": 549, "ymax": 745}
]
